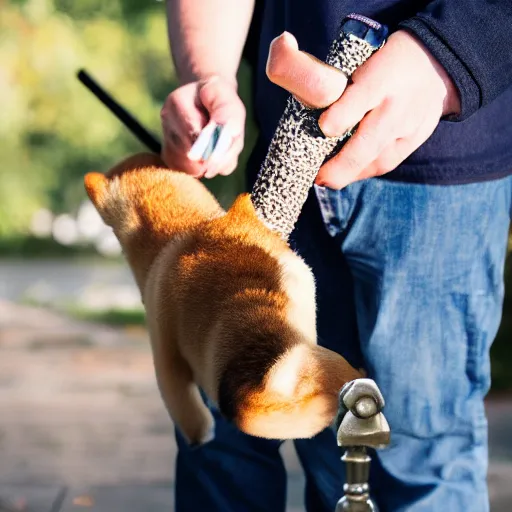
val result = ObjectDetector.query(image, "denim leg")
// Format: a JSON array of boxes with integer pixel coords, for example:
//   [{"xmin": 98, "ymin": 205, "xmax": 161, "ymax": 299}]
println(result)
[
  {"xmin": 173, "ymin": 172, "xmax": 511, "ymax": 512},
  {"xmin": 175, "ymin": 403, "xmax": 286, "ymax": 512},
  {"xmin": 314, "ymin": 176, "xmax": 512, "ymax": 511},
  {"xmin": 173, "ymin": 173, "xmax": 358, "ymax": 512},
  {"xmin": 289, "ymin": 191, "xmax": 365, "ymax": 512}
]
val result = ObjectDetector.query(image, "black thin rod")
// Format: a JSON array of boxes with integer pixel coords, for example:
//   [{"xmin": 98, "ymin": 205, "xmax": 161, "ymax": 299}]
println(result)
[{"xmin": 76, "ymin": 69, "xmax": 162, "ymax": 154}]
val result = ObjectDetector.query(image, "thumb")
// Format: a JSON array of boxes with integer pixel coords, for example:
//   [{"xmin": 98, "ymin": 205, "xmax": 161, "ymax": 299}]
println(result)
[
  {"xmin": 266, "ymin": 32, "xmax": 348, "ymax": 108},
  {"xmin": 161, "ymin": 83, "xmax": 209, "ymax": 151},
  {"xmin": 198, "ymin": 77, "xmax": 246, "ymax": 138}
]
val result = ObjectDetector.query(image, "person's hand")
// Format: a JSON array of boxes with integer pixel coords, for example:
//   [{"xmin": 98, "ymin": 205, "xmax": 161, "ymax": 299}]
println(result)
[
  {"xmin": 160, "ymin": 76, "xmax": 246, "ymax": 178},
  {"xmin": 266, "ymin": 30, "xmax": 461, "ymax": 189}
]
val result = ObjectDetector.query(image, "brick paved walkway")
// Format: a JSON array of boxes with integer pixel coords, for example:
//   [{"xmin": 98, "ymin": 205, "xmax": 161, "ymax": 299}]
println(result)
[{"xmin": 1, "ymin": 301, "xmax": 511, "ymax": 511}]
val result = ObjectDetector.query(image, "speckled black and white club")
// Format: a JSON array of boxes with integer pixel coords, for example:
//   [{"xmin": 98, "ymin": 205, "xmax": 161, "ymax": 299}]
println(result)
[{"xmin": 251, "ymin": 14, "xmax": 388, "ymax": 241}]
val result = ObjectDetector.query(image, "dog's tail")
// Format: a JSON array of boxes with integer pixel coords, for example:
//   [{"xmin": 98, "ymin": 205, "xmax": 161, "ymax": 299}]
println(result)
[{"xmin": 232, "ymin": 343, "xmax": 361, "ymax": 440}]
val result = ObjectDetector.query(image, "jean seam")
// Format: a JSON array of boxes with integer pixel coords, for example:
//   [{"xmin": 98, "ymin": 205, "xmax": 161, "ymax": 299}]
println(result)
[{"xmin": 314, "ymin": 185, "xmax": 340, "ymax": 237}]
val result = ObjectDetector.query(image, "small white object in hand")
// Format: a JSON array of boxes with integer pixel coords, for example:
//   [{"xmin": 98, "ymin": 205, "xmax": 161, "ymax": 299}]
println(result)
[{"xmin": 188, "ymin": 122, "xmax": 229, "ymax": 162}]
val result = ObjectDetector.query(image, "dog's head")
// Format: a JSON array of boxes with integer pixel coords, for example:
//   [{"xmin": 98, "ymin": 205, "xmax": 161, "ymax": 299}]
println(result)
[
  {"xmin": 84, "ymin": 152, "xmax": 224, "ymax": 288},
  {"xmin": 84, "ymin": 153, "xmax": 170, "ymax": 242}
]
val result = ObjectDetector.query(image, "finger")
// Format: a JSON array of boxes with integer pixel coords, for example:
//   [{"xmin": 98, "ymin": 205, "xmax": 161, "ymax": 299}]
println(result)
[
  {"xmin": 329, "ymin": 128, "xmax": 433, "ymax": 187},
  {"xmin": 316, "ymin": 102, "xmax": 397, "ymax": 189},
  {"xmin": 160, "ymin": 85, "xmax": 208, "ymax": 151},
  {"xmin": 204, "ymin": 135, "xmax": 243, "ymax": 178},
  {"xmin": 346, "ymin": 140, "xmax": 400, "ymax": 182},
  {"xmin": 198, "ymin": 77, "xmax": 245, "ymax": 137},
  {"xmin": 372, "ymin": 129, "xmax": 433, "ymax": 174},
  {"xmin": 318, "ymin": 80, "xmax": 384, "ymax": 138},
  {"xmin": 204, "ymin": 155, "xmax": 239, "ymax": 179},
  {"xmin": 218, "ymin": 154, "xmax": 239, "ymax": 176},
  {"xmin": 161, "ymin": 142, "xmax": 207, "ymax": 177},
  {"xmin": 266, "ymin": 32, "xmax": 348, "ymax": 108},
  {"xmin": 161, "ymin": 109, "xmax": 204, "ymax": 153}
]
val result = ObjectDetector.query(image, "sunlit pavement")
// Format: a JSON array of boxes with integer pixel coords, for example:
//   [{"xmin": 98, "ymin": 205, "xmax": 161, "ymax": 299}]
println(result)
[{"xmin": 1, "ymin": 301, "xmax": 511, "ymax": 511}]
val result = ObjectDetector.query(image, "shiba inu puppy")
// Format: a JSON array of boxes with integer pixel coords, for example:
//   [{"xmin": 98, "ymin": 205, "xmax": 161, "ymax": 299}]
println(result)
[{"xmin": 84, "ymin": 152, "xmax": 361, "ymax": 445}]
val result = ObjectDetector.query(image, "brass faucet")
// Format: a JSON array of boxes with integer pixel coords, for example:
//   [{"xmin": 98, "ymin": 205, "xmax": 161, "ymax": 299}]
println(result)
[{"xmin": 335, "ymin": 379, "xmax": 391, "ymax": 511}]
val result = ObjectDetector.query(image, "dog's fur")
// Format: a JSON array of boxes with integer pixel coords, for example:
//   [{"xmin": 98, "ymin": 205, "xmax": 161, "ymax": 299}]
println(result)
[{"xmin": 84, "ymin": 152, "xmax": 361, "ymax": 445}]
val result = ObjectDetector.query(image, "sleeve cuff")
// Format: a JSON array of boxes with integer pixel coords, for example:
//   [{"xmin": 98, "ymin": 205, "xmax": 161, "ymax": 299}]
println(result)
[{"xmin": 398, "ymin": 17, "xmax": 482, "ymax": 121}]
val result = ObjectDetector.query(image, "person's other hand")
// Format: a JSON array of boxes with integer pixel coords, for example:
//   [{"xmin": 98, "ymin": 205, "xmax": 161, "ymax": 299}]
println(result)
[
  {"xmin": 160, "ymin": 76, "xmax": 246, "ymax": 178},
  {"xmin": 266, "ymin": 30, "xmax": 461, "ymax": 189}
]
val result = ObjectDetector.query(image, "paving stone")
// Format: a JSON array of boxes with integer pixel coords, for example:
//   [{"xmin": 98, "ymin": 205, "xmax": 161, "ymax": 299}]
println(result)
[
  {"xmin": 487, "ymin": 399, "xmax": 512, "ymax": 461},
  {"xmin": 59, "ymin": 485, "xmax": 172, "ymax": 512},
  {"xmin": 489, "ymin": 463, "xmax": 512, "ymax": 512},
  {"xmin": 1, "ymin": 301, "xmax": 511, "ymax": 511},
  {"xmin": 0, "ymin": 485, "xmax": 65, "ymax": 512}
]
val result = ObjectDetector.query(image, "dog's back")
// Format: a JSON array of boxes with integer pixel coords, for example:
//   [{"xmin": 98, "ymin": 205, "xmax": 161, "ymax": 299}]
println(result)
[{"xmin": 85, "ymin": 153, "xmax": 361, "ymax": 445}]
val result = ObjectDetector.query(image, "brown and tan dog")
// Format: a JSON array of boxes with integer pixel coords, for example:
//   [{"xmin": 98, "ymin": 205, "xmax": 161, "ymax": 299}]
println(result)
[{"xmin": 84, "ymin": 152, "xmax": 361, "ymax": 445}]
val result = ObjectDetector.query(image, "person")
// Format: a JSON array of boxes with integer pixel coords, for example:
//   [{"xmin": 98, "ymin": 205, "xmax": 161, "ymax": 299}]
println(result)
[{"xmin": 160, "ymin": 1, "xmax": 512, "ymax": 510}]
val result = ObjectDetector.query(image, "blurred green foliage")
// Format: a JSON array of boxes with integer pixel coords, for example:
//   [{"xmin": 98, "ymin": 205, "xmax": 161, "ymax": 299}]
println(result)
[
  {"xmin": 0, "ymin": 0, "xmax": 255, "ymax": 238},
  {"xmin": 2, "ymin": 0, "xmax": 511, "ymax": 391},
  {"xmin": 68, "ymin": 306, "xmax": 146, "ymax": 327}
]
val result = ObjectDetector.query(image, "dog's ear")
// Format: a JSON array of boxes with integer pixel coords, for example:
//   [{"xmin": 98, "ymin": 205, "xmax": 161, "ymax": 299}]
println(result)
[{"xmin": 84, "ymin": 172, "xmax": 108, "ymax": 207}]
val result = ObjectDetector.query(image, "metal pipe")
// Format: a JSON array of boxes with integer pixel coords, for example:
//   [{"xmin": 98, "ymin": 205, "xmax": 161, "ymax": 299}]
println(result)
[{"xmin": 76, "ymin": 69, "xmax": 162, "ymax": 154}]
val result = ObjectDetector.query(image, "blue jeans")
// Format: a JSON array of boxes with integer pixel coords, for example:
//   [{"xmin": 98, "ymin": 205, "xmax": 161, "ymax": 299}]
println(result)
[{"xmin": 174, "ymin": 176, "xmax": 512, "ymax": 511}]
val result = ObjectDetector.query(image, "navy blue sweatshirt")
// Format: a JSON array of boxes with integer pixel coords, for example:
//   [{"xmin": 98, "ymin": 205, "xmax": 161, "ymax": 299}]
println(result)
[{"xmin": 248, "ymin": 0, "xmax": 512, "ymax": 185}]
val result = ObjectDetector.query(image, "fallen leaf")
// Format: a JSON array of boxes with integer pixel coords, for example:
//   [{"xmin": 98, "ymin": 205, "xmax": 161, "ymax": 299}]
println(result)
[{"xmin": 72, "ymin": 495, "xmax": 94, "ymax": 507}]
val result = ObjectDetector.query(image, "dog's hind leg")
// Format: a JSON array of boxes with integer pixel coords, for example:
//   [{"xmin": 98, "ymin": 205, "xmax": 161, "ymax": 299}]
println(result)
[{"xmin": 152, "ymin": 336, "xmax": 215, "ymax": 446}]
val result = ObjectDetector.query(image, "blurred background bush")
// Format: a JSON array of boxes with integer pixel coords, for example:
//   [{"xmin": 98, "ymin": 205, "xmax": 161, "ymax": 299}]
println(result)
[
  {"xmin": 0, "ymin": 0, "xmax": 256, "ymax": 252},
  {"xmin": 0, "ymin": 0, "xmax": 510, "ymax": 391}
]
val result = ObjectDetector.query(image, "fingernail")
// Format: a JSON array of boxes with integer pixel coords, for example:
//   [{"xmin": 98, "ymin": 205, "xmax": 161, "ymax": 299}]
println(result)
[
  {"xmin": 320, "ymin": 116, "xmax": 339, "ymax": 138},
  {"xmin": 279, "ymin": 31, "xmax": 299, "ymax": 51},
  {"xmin": 203, "ymin": 159, "xmax": 219, "ymax": 178},
  {"xmin": 318, "ymin": 118, "xmax": 330, "ymax": 137},
  {"xmin": 314, "ymin": 173, "xmax": 325, "ymax": 185},
  {"xmin": 204, "ymin": 166, "xmax": 218, "ymax": 179}
]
